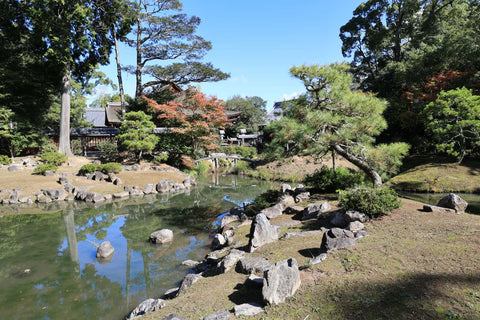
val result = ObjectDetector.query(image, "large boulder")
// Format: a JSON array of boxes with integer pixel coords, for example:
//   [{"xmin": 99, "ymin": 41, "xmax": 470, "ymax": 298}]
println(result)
[
  {"xmin": 260, "ymin": 203, "xmax": 283, "ymax": 219},
  {"xmin": 200, "ymin": 310, "xmax": 231, "ymax": 320},
  {"xmin": 302, "ymin": 202, "xmax": 331, "ymax": 220},
  {"xmin": 150, "ymin": 229, "xmax": 173, "ymax": 244},
  {"xmin": 233, "ymin": 303, "xmax": 264, "ymax": 317},
  {"xmin": 248, "ymin": 214, "xmax": 279, "ymax": 253},
  {"xmin": 8, "ymin": 164, "xmax": 23, "ymax": 172},
  {"xmin": 42, "ymin": 189, "xmax": 67, "ymax": 201},
  {"xmin": 127, "ymin": 298, "xmax": 165, "ymax": 319},
  {"xmin": 177, "ymin": 273, "xmax": 203, "ymax": 296},
  {"xmin": 321, "ymin": 227, "xmax": 356, "ymax": 252},
  {"xmin": 262, "ymin": 258, "xmax": 301, "ymax": 305},
  {"xmin": 236, "ymin": 257, "xmax": 272, "ymax": 275},
  {"xmin": 156, "ymin": 180, "xmax": 171, "ymax": 193},
  {"xmin": 217, "ymin": 249, "xmax": 245, "ymax": 273},
  {"xmin": 437, "ymin": 193, "xmax": 468, "ymax": 213},
  {"xmin": 96, "ymin": 241, "xmax": 114, "ymax": 259},
  {"xmin": 276, "ymin": 193, "xmax": 295, "ymax": 210},
  {"xmin": 211, "ymin": 233, "xmax": 226, "ymax": 249}
]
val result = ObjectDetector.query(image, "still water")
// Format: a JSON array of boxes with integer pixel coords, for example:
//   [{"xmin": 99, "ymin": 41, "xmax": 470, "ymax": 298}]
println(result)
[
  {"xmin": 0, "ymin": 175, "xmax": 275, "ymax": 320},
  {"xmin": 400, "ymin": 192, "xmax": 480, "ymax": 215}
]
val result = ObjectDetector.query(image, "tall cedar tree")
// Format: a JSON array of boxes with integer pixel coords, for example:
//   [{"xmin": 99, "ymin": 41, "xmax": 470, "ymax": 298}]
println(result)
[
  {"xmin": 144, "ymin": 90, "xmax": 228, "ymax": 154},
  {"xmin": 21, "ymin": 0, "xmax": 134, "ymax": 155}
]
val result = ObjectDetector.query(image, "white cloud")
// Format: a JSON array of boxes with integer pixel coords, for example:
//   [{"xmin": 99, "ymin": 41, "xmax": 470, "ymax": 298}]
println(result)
[{"xmin": 282, "ymin": 92, "xmax": 300, "ymax": 101}]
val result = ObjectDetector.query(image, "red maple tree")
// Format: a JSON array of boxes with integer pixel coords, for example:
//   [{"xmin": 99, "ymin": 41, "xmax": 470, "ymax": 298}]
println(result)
[{"xmin": 143, "ymin": 89, "xmax": 229, "ymax": 153}]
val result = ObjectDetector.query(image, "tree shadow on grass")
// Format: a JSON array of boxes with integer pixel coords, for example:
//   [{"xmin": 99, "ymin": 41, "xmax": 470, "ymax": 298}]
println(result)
[
  {"xmin": 228, "ymin": 281, "xmax": 264, "ymax": 306},
  {"xmin": 331, "ymin": 273, "xmax": 480, "ymax": 320}
]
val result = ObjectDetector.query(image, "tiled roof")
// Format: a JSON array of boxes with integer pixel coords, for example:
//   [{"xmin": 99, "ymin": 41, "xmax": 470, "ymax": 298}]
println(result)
[{"xmin": 84, "ymin": 108, "xmax": 106, "ymax": 127}]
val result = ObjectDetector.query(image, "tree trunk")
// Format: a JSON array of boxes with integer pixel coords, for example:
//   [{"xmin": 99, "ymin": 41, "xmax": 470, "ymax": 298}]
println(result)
[
  {"xmin": 113, "ymin": 28, "xmax": 126, "ymax": 116},
  {"xmin": 135, "ymin": 17, "xmax": 143, "ymax": 99},
  {"xmin": 332, "ymin": 144, "xmax": 382, "ymax": 185},
  {"xmin": 58, "ymin": 67, "xmax": 73, "ymax": 156}
]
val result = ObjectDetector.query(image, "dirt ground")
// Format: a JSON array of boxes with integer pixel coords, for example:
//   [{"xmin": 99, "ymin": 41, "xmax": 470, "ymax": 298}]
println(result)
[
  {"xmin": 144, "ymin": 198, "xmax": 480, "ymax": 320},
  {"xmin": 0, "ymin": 156, "xmax": 187, "ymax": 204}
]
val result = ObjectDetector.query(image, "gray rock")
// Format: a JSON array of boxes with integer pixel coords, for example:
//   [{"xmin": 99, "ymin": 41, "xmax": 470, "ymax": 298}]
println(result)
[
  {"xmin": 177, "ymin": 273, "xmax": 202, "ymax": 296},
  {"xmin": 113, "ymin": 191, "xmax": 129, "ymax": 198},
  {"xmin": 9, "ymin": 189, "xmax": 19, "ymax": 203},
  {"xmin": 262, "ymin": 258, "xmax": 301, "ymax": 305},
  {"xmin": 233, "ymin": 303, "xmax": 264, "ymax": 317},
  {"xmin": 211, "ymin": 233, "xmax": 226, "ymax": 249},
  {"xmin": 103, "ymin": 194, "xmax": 112, "ymax": 201},
  {"xmin": 161, "ymin": 314, "xmax": 185, "ymax": 320},
  {"xmin": 437, "ymin": 193, "xmax": 468, "ymax": 213},
  {"xmin": 310, "ymin": 253, "xmax": 328, "ymax": 265},
  {"xmin": 423, "ymin": 204, "xmax": 457, "ymax": 214},
  {"xmin": 281, "ymin": 184, "xmax": 292, "ymax": 193},
  {"xmin": 58, "ymin": 176, "xmax": 72, "ymax": 185},
  {"xmin": 236, "ymin": 257, "xmax": 272, "ymax": 275},
  {"xmin": 93, "ymin": 171, "xmax": 104, "ymax": 181},
  {"xmin": 276, "ymin": 194, "xmax": 295, "ymax": 210},
  {"xmin": 22, "ymin": 158, "xmax": 37, "ymax": 167},
  {"xmin": 129, "ymin": 188, "xmax": 144, "ymax": 196},
  {"xmin": 280, "ymin": 230, "xmax": 323, "ymax": 240},
  {"xmin": 143, "ymin": 184, "xmax": 157, "ymax": 194},
  {"xmin": 8, "ymin": 164, "xmax": 23, "ymax": 172},
  {"xmin": 86, "ymin": 173, "xmax": 94, "ymax": 180},
  {"xmin": 128, "ymin": 298, "xmax": 165, "ymax": 319},
  {"xmin": 329, "ymin": 210, "xmax": 347, "ymax": 227},
  {"xmin": 113, "ymin": 177, "xmax": 122, "ymax": 185},
  {"xmin": 218, "ymin": 249, "xmax": 245, "ymax": 273},
  {"xmin": 107, "ymin": 172, "xmax": 116, "ymax": 182},
  {"xmin": 248, "ymin": 213, "xmax": 279, "ymax": 252},
  {"xmin": 245, "ymin": 274, "xmax": 264, "ymax": 288},
  {"xmin": 344, "ymin": 210, "xmax": 368, "ymax": 223},
  {"xmin": 150, "ymin": 229, "xmax": 173, "ymax": 244},
  {"xmin": 163, "ymin": 287, "xmax": 179, "ymax": 299},
  {"xmin": 347, "ymin": 221, "xmax": 365, "ymax": 233},
  {"xmin": 302, "ymin": 202, "xmax": 331, "ymax": 220},
  {"xmin": 294, "ymin": 192, "xmax": 310, "ymax": 203},
  {"xmin": 64, "ymin": 183, "xmax": 74, "ymax": 193},
  {"xmin": 322, "ymin": 228, "xmax": 356, "ymax": 252},
  {"xmin": 220, "ymin": 214, "xmax": 240, "ymax": 229},
  {"xmin": 181, "ymin": 260, "xmax": 200, "ymax": 268},
  {"xmin": 96, "ymin": 241, "xmax": 114, "ymax": 259},
  {"xmin": 42, "ymin": 189, "xmax": 67, "ymax": 201},
  {"xmin": 36, "ymin": 194, "xmax": 52, "ymax": 203},
  {"xmin": 200, "ymin": 310, "xmax": 231, "ymax": 320},
  {"xmin": 229, "ymin": 206, "xmax": 245, "ymax": 217},
  {"xmin": 157, "ymin": 180, "xmax": 171, "ymax": 193},
  {"xmin": 355, "ymin": 230, "xmax": 369, "ymax": 239},
  {"xmin": 260, "ymin": 203, "xmax": 283, "ymax": 219},
  {"xmin": 285, "ymin": 205, "xmax": 304, "ymax": 215},
  {"xmin": 84, "ymin": 192, "xmax": 105, "ymax": 203},
  {"xmin": 44, "ymin": 170, "xmax": 55, "ymax": 176}
]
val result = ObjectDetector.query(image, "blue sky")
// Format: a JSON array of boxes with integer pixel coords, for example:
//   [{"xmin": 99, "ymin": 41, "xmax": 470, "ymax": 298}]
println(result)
[{"xmin": 97, "ymin": 0, "xmax": 361, "ymax": 111}]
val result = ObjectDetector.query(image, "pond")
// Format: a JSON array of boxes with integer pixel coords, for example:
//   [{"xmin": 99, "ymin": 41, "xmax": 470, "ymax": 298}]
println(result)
[
  {"xmin": 400, "ymin": 192, "xmax": 480, "ymax": 215},
  {"xmin": 0, "ymin": 175, "xmax": 276, "ymax": 320}
]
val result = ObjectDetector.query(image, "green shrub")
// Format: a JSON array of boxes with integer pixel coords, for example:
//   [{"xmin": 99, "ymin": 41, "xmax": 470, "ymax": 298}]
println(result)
[
  {"xmin": 98, "ymin": 141, "xmax": 118, "ymax": 160},
  {"xmin": 304, "ymin": 166, "xmax": 364, "ymax": 193},
  {"xmin": 100, "ymin": 162, "xmax": 122, "ymax": 174},
  {"xmin": 245, "ymin": 189, "xmax": 282, "ymax": 217},
  {"xmin": 0, "ymin": 155, "xmax": 12, "ymax": 165},
  {"xmin": 193, "ymin": 160, "xmax": 211, "ymax": 175},
  {"xmin": 152, "ymin": 153, "xmax": 168, "ymax": 165},
  {"xmin": 40, "ymin": 152, "xmax": 67, "ymax": 166},
  {"xmin": 233, "ymin": 160, "xmax": 250, "ymax": 174},
  {"xmin": 338, "ymin": 185, "xmax": 401, "ymax": 218},
  {"xmin": 41, "ymin": 143, "xmax": 58, "ymax": 154},
  {"xmin": 34, "ymin": 163, "xmax": 58, "ymax": 174},
  {"xmin": 79, "ymin": 164, "xmax": 100, "ymax": 175}
]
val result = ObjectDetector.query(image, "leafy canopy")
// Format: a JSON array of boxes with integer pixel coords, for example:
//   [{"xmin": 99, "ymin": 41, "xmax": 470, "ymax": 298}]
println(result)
[
  {"xmin": 265, "ymin": 63, "xmax": 409, "ymax": 185},
  {"xmin": 144, "ymin": 89, "xmax": 228, "ymax": 156},
  {"xmin": 422, "ymin": 87, "xmax": 480, "ymax": 163}
]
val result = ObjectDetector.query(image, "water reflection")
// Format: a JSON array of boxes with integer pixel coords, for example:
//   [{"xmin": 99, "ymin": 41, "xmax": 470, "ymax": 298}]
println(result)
[{"xmin": 0, "ymin": 175, "xmax": 275, "ymax": 320}]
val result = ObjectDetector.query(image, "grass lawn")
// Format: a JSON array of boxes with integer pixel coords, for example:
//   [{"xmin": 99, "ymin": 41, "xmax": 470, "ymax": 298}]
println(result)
[{"xmin": 144, "ymin": 198, "xmax": 480, "ymax": 320}]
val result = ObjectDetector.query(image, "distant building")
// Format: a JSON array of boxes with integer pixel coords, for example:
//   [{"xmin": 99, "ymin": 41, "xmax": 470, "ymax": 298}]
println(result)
[{"xmin": 265, "ymin": 101, "xmax": 286, "ymax": 124}]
